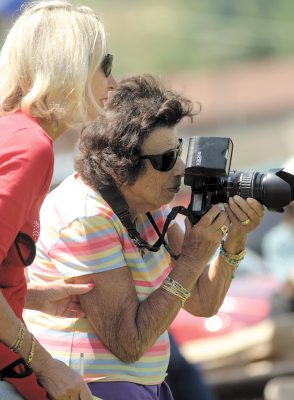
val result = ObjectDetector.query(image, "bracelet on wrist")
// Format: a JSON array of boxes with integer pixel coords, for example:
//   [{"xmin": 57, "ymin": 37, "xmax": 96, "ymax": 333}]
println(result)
[
  {"xmin": 9, "ymin": 320, "xmax": 26, "ymax": 353},
  {"xmin": 25, "ymin": 335, "xmax": 36, "ymax": 368},
  {"xmin": 219, "ymin": 240, "xmax": 246, "ymax": 270},
  {"xmin": 161, "ymin": 276, "xmax": 191, "ymax": 307}
]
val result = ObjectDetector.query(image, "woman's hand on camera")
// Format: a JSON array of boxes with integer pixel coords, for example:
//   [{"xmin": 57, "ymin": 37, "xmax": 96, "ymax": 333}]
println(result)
[
  {"xmin": 226, "ymin": 195, "xmax": 264, "ymax": 235},
  {"xmin": 181, "ymin": 204, "xmax": 229, "ymax": 267},
  {"xmin": 222, "ymin": 195, "xmax": 264, "ymax": 254}
]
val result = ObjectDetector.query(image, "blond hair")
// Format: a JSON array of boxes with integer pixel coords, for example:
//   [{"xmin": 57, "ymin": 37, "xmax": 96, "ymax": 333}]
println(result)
[{"xmin": 0, "ymin": 0, "xmax": 106, "ymax": 128}]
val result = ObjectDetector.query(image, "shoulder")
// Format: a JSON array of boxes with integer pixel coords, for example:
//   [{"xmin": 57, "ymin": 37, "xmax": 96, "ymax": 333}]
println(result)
[
  {"xmin": 0, "ymin": 112, "xmax": 51, "ymax": 141},
  {"xmin": 41, "ymin": 176, "xmax": 121, "ymax": 233},
  {"xmin": 0, "ymin": 112, "xmax": 53, "ymax": 165}
]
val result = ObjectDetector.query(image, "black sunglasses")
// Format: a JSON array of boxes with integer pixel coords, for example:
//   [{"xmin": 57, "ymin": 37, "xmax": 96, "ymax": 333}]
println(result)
[
  {"xmin": 140, "ymin": 138, "xmax": 183, "ymax": 172},
  {"xmin": 101, "ymin": 53, "xmax": 113, "ymax": 78}
]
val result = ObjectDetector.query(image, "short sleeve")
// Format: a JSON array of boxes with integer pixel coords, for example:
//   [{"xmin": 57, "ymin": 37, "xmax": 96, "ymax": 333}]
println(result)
[
  {"xmin": 0, "ymin": 130, "xmax": 53, "ymax": 262},
  {"xmin": 48, "ymin": 215, "xmax": 127, "ymax": 277}
]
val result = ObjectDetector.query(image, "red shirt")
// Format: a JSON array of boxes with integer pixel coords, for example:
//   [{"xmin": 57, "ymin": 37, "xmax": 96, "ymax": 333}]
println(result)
[{"xmin": 0, "ymin": 111, "xmax": 54, "ymax": 318}]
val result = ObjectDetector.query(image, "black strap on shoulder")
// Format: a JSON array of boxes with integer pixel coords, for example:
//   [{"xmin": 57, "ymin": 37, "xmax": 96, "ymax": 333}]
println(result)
[
  {"xmin": 99, "ymin": 186, "xmax": 159, "ymax": 252},
  {"xmin": 99, "ymin": 186, "xmax": 195, "ymax": 260},
  {"xmin": 147, "ymin": 205, "xmax": 197, "ymax": 260}
]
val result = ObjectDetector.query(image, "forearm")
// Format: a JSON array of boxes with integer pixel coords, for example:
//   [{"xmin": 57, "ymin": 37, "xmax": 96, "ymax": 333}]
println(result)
[
  {"xmin": 82, "ymin": 259, "xmax": 207, "ymax": 363},
  {"xmin": 134, "ymin": 255, "xmax": 215, "ymax": 344},
  {"xmin": 88, "ymin": 288, "xmax": 181, "ymax": 363},
  {"xmin": 0, "ymin": 291, "xmax": 24, "ymax": 347},
  {"xmin": 183, "ymin": 233, "xmax": 247, "ymax": 316},
  {"xmin": 185, "ymin": 255, "xmax": 235, "ymax": 316},
  {"xmin": 104, "ymin": 287, "xmax": 182, "ymax": 363},
  {"xmin": 0, "ymin": 290, "xmax": 53, "ymax": 373}
]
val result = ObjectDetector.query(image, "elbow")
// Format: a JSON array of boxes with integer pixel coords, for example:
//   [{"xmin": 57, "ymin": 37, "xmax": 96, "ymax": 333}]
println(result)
[
  {"xmin": 196, "ymin": 292, "xmax": 225, "ymax": 317},
  {"xmin": 202, "ymin": 300, "xmax": 223, "ymax": 317},
  {"xmin": 190, "ymin": 303, "xmax": 221, "ymax": 318},
  {"xmin": 109, "ymin": 334, "xmax": 146, "ymax": 363},
  {"xmin": 99, "ymin": 325, "xmax": 147, "ymax": 364},
  {"xmin": 114, "ymin": 345, "xmax": 145, "ymax": 364},
  {"xmin": 201, "ymin": 307, "xmax": 218, "ymax": 318}
]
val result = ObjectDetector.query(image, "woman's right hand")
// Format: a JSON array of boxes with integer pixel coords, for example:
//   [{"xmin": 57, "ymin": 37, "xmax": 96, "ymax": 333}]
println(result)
[
  {"xmin": 181, "ymin": 204, "xmax": 229, "ymax": 267},
  {"xmin": 35, "ymin": 357, "xmax": 92, "ymax": 400}
]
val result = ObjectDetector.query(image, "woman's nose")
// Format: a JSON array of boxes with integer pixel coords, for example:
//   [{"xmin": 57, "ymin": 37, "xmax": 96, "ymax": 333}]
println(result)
[{"xmin": 174, "ymin": 157, "xmax": 185, "ymax": 177}]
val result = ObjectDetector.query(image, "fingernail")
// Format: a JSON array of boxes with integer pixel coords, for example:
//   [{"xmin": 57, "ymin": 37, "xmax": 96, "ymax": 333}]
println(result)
[
  {"xmin": 247, "ymin": 198, "xmax": 254, "ymax": 204},
  {"xmin": 87, "ymin": 283, "xmax": 95, "ymax": 288}
]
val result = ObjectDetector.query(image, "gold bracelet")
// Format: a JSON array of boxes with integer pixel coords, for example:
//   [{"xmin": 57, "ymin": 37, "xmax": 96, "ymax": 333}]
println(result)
[
  {"xmin": 164, "ymin": 276, "xmax": 191, "ymax": 297},
  {"xmin": 219, "ymin": 240, "xmax": 246, "ymax": 275},
  {"xmin": 161, "ymin": 276, "xmax": 191, "ymax": 307},
  {"xmin": 25, "ymin": 335, "xmax": 36, "ymax": 368},
  {"xmin": 161, "ymin": 285, "xmax": 186, "ymax": 307},
  {"xmin": 9, "ymin": 321, "xmax": 25, "ymax": 353},
  {"xmin": 9, "ymin": 320, "xmax": 22, "ymax": 350},
  {"xmin": 220, "ymin": 240, "xmax": 246, "ymax": 261}
]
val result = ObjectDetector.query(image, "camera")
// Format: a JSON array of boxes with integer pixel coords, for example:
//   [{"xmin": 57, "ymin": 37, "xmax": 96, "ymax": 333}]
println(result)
[{"xmin": 184, "ymin": 136, "xmax": 294, "ymax": 224}]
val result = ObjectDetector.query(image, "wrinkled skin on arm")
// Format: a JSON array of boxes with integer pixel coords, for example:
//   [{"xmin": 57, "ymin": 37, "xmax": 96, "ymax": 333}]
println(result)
[{"xmin": 74, "ymin": 196, "xmax": 264, "ymax": 364}]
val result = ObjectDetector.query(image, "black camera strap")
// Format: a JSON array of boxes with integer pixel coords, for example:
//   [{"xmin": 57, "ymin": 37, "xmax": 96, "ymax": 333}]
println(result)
[
  {"xmin": 99, "ymin": 186, "xmax": 155, "ymax": 252},
  {"xmin": 99, "ymin": 186, "xmax": 194, "ymax": 260},
  {"xmin": 146, "ymin": 206, "xmax": 193, "ymax": 259}
]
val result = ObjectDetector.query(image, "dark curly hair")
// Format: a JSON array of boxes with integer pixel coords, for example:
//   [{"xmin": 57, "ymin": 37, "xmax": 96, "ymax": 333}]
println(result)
[{"xmin": 75, "ymin": 74, "xmax": 197, "ymax": 191}]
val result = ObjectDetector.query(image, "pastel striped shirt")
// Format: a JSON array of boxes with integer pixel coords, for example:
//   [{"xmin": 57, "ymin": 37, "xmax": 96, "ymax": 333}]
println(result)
[{"xmin": 25, "ymin": 173, "xmax": 172, "ymax": 385}]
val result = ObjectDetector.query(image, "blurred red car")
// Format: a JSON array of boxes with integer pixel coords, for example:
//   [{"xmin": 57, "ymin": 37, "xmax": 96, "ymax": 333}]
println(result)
[
  {"xmin": 169, "ymin": 189, "xmax": 281, "ymax": 346},
  {"xmin": 167, "ymin": 190, "xmax": 292, "ymax": 400},
  {"xmin": 169, "ymin": 249, "xmax": 280, "ymax": 345}
]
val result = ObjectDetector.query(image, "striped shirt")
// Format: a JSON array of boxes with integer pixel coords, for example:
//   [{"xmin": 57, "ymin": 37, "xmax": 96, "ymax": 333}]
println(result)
[{"xmin": 25, "ymin": 173, "xmax": 172, "ymax": 385}]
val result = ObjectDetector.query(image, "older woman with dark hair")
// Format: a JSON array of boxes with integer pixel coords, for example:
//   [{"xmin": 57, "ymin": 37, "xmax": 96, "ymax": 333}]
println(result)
[{"xmin": 25, "ymin": 75, "xmax": 264, "ymax": 400}]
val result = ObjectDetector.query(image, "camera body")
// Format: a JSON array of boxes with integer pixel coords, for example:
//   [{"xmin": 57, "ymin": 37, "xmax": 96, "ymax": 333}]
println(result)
[{"xmin": 184, "ymin": 136, "xmax": 294, "ymax": 224}]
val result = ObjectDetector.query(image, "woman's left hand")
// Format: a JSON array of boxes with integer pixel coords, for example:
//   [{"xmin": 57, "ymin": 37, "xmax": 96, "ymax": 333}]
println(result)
[
  {"xmin": 225, "ymin": 195, "xmax": 264, "ymax": 236},
  {"xmin": 219, "ymin": 195, "xmax": 264, "ymax": 255}
]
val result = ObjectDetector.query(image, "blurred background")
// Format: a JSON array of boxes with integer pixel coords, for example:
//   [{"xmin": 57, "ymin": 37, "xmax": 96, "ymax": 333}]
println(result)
[
  {"xmin": 1, "ymin": 1, "xmax": 294, "ymax": 399},
  {"xmin": 1, "ymin": 0, "xmax": 294, "ymax": 185}
]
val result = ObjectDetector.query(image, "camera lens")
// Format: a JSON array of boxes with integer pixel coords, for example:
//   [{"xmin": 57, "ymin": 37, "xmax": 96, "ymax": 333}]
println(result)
[{"xmin": 224, "ymin": 169, "xmax": 294, "ymax": 211}]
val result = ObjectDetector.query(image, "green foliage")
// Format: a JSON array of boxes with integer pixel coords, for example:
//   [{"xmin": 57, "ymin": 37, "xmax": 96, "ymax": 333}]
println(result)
[
  {"xmin": 88, "ymin": 0, "xmax": 294, "ymax": 77},
  {"xmin": 89, "ymin": 0, "xmax": 294, "ymax": 74},
  {"xmin": 3, "ymin": 0, "xmax": 294, "ymax": 76}
]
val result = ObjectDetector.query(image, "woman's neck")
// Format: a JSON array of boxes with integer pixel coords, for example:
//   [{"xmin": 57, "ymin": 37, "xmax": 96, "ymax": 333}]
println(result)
[{"xmin": 37, "ymin": 119, "xmax": 67, "ymax": 141}]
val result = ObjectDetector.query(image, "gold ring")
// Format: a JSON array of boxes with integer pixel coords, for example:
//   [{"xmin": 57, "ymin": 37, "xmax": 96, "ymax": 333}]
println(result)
[
  {"xmin": 241, "ymin": 218, "xmax": 250, "ymax": 226},
  {"xmin": 220, "ymin": 225, "xmax": 229, "ymax": 235}
]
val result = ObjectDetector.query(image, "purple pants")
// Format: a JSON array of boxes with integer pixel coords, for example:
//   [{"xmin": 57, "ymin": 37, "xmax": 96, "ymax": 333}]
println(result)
[{"xmin": 88, "ymin": 381, "xmax": 174, "ymax": 400}]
